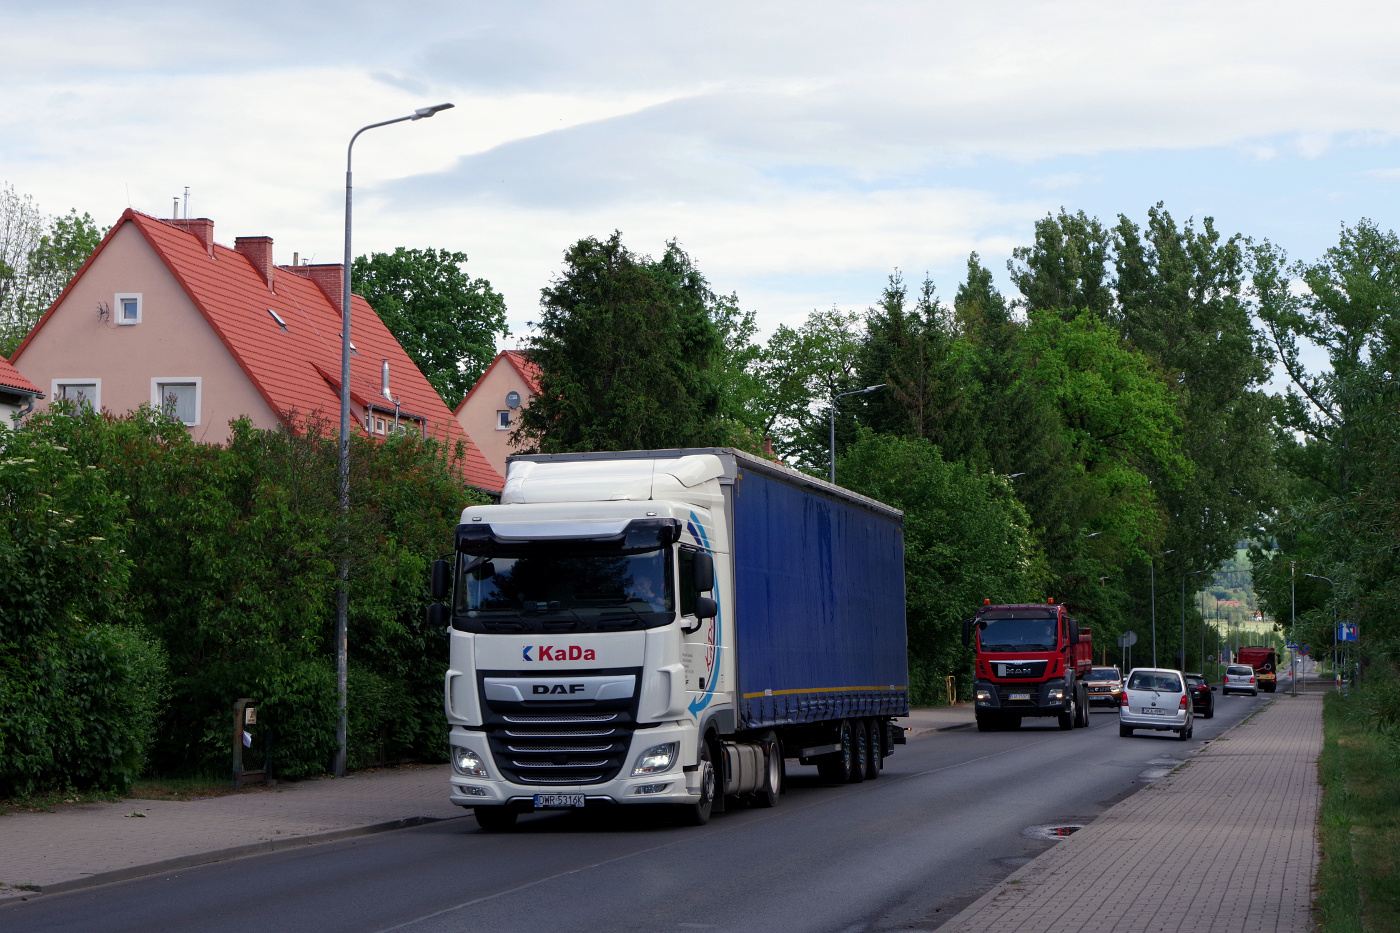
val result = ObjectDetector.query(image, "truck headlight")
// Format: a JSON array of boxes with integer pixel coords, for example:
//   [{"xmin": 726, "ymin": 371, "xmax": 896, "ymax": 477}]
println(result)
[
  {"xmin": 975, "ymin": 688, "xmax": 992, "ymax": 703},
  {"xmin": 632, "ymin": 742, "xmax": 678, "ymax": 776},
  {"xmin": 451, "ymin": 745, "xmax": 489, "ymax": 777},
  {"xmin": 1048, "ymin": 688, "xmax": 1065, "ymax": 701}
]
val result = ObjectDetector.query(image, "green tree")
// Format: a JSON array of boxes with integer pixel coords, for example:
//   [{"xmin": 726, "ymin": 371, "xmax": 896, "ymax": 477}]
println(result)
[
  {"xmin": 516, "ymin": 232, "xmax": 749, "ymax": 453},
  {"xmin": 352, "ymin": 247, "xmax": 508, "ymax": 408},
  {"xmin": 838, "ymin": 431, "xmax": 1048, "ymax": 702}
]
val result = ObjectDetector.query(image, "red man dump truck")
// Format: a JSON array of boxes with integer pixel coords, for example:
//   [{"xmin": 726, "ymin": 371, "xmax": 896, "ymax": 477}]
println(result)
[
  {"xmin": 963, "ymin": 600, "xmax": 1093, "ymax": 732},
  {"xmin": 1235, "ymin": 646, "xmax": 1277, "ymax": 693}
]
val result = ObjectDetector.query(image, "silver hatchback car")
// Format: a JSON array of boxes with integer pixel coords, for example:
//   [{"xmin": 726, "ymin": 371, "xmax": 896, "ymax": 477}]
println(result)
[
  {"xmin": 1119, "ymin": 668, "xmax": 1193, "ymax": 740},
  {"xmin": 1223, "ymin": 664, "xmax": 1258, "ymax": 696}
]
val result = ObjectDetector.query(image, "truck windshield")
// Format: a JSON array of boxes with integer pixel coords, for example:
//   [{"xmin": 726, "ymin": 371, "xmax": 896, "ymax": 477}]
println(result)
[
  {"xmin": 453, "ymin": 547, "xmax": 674, "ymax": 632},
  {"xmin": 978, "ymin": 617, "xmax": 1057, "ymax": 651}
]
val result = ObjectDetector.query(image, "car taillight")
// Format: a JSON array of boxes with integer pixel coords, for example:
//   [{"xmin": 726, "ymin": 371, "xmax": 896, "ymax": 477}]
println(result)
[
  {"xmin": 1179, "ymin": 695, "xmax": 1188, "ymax": 710},
  {"xmin": 1120, "ymin": 691, "xmax": 1129, "ymax": 707},
  {"xmin": 1249, "ymin": 677, "xmax": 1255, "ymax": 684}
]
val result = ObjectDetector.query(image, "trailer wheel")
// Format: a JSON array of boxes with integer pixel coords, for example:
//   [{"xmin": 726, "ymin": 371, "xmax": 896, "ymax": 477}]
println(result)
[
  {"xmin": 754, "ymin": 733, "xmax": 782, "ymax": 808},
  {"xmin": 473, "ymin": 807, "xmax": 517, "ymax": 832},
  {"xmin": 678, "ymin": 739, "xmax": 716, "ymax": 825},
  {"xmin": 865, "ymin": 719, "xmax": 883, "ymax": 779},
  {"xmin": 849, "ymin": 719, "xmax": 869, "ymax": 783},
  {"xmin": 818, "ymin": 720, "xmax": 855, "ymax": 783}
]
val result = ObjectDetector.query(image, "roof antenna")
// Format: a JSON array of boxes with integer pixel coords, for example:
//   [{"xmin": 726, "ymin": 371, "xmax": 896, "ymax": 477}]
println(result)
[{"xmin": 183, "ymin": 186, "xmax": 190, "ymax": 219}]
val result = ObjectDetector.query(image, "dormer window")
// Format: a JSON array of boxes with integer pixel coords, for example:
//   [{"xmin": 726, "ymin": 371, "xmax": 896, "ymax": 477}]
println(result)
[{"xmin": 116, "ymin": 293, "xmax": 142, "ymax": 325}]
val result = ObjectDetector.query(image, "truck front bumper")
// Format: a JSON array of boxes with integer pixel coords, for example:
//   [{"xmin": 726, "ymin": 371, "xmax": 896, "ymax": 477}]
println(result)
[
  {"xmin": 973, "ymin": 679, "xmax": 1072, "ymax": 718},
  {"xmin": 447, "ymin": 723, "xmax": 703, "ymax": 809}
]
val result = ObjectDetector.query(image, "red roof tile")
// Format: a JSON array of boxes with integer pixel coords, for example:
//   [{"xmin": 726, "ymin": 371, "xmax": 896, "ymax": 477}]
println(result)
[
  {"xmin": 503, "ymin": 350, "xmax": 541, "ymax": 394},
  {"xmin": 20, "ymin": 209, "xmax": 503, "ymax": 492},
  {"xmin": 0, "ymin": 355, "xmax": 41, "ymax": 396}
]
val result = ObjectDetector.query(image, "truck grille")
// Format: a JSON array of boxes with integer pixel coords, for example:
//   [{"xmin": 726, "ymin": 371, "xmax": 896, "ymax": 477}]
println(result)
[{"xmin": 486, "ymin": 712, "xmax": 633, "ymax": 786}]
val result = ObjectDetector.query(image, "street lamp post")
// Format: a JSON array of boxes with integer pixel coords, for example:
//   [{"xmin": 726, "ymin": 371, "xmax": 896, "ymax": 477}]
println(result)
[
  {"xmin": 1305, "ymin": 572, "xmax": 1336, "ymax": 695},
  {"xmin": 828, "ymin": 384, "xmax": 884, "ymax": 484},
  {"xmin": 1149, "ymin": 550, "xmax": 1173, "ymax": 667},
  {"xmin": 1182, "ymin": 569, "xmax": 1208, "ymax": 672},
  {"xmin": 335, "ymin": 102, "xmax": 453, "ymax": 778}
]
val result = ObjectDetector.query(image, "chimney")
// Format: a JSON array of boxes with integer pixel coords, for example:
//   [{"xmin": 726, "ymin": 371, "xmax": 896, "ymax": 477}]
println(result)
[
  {"xmin": 165, "ymin": 218, "xmax": 215, "ymax": 255},
  {"xmin": 381, "ymin": 359, "xmax": 392, "ymax": 400},
  {"xmin": 235, "ymin": 236, "xmax": 275, "ymax": 289},
  {"xmin": 299, "ymin": 263, "xmax": 345, "ymax": 307}
]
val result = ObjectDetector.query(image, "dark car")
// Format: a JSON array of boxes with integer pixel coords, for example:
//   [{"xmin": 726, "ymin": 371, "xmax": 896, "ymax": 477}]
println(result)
[{"xmin": 1184, "ymin": 672, "xmax": 1215, "ymax": 718}]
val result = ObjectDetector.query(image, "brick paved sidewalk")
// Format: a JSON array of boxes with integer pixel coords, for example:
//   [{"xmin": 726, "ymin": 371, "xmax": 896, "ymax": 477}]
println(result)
[
  {"xmin": 939, "ymin": 692, "xmax": 1324, "ymax": 933},
  {"xmin": 0, "ymin": 765, "xmax": 463, "ymax": 900}
]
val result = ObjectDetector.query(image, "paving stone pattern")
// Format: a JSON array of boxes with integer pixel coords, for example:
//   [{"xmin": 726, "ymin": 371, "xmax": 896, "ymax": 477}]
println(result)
[{"xmin": 940, "ymin": 693, "xmax": 1323, "ymax": 933}]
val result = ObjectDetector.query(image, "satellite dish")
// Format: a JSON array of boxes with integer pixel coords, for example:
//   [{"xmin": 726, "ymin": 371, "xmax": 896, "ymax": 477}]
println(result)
[
  {"xmin": 1117, "ymin": 630, "xmax": 1138, "ymax": 647},
  {"xmin": 506, "ymin": 390, "xmax": 522, "ymax": 410}
]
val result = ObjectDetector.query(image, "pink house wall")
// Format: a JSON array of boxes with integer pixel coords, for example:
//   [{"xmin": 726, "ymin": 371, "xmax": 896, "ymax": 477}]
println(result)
[
  {"xmin": 455, "ymin": 357, "xmax": 533, "ymax": 477},
  {"xmin": 14, "ymin": 220, "xmax": 277, "ymax": 443}
]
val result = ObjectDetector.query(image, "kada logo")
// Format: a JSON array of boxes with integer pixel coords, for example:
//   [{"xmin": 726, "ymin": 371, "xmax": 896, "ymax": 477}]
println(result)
[{"xmin": 522, "ymin": 645, "xmax": 597, "ymax": 661}]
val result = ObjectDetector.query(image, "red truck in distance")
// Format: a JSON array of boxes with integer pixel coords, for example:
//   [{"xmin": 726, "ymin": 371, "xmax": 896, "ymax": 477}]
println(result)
[
  {"xmin": 963, "ymin": 600, "xmax": 1093, "ymax": 732},
  {"xmin": 1235, "ymin": 646, "xmax": 1277, "ymax": 693}
]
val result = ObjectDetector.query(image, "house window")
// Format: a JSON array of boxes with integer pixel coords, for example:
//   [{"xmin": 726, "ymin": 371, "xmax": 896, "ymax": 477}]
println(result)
[
  {"xmin": 116, "ymin": 293, "xmax": 142, "ymax": 325},
  {"xmin": 374, "ymin": 416, "xmax": 387, "ymax": 434},
  {"xmin": 53, "ymin": 380, "xmax": 100, "ymax": 411},
  {"xmin": 496, "ymin": 410, "xmax": 511, "ymax": 430},
  {"xmin": 151, "ymin": 378, "xmax": 200, "ymax": 425}
]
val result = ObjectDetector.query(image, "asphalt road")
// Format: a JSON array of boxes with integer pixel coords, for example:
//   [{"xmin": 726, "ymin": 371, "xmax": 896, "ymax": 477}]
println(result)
[{"xmin": 2, "ymin": 691, "xmax": 1269, "ymax": 933}]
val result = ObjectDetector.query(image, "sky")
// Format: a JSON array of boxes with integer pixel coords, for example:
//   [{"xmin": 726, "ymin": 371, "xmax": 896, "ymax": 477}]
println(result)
[{"xmin": 5, "ymin": 0, "xmax": 1400, "ymax": 352}]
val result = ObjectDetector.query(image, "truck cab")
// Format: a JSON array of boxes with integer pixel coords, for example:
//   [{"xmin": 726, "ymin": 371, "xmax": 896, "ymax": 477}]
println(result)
[{"xmin": 963, "ymin": 602, "xmax": 1092, "ymax": 732}]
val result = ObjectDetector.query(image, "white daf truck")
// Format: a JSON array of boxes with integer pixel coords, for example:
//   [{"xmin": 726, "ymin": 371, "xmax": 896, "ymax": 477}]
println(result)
[{"xmin": 426, "ymin": 448, "xmax": 909, "ymax": 830}]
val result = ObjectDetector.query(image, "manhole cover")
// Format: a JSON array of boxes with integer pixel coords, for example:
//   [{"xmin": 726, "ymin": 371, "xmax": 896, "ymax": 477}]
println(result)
[{"xmin": 1022, "ymin": 823, "xmax": 1084, "ymax": 840}]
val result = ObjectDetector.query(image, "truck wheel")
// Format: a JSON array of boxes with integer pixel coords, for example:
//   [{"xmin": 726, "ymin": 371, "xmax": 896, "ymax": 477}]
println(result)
[
  {"xmin": 849, "ymin": 719, "xmax": 869, "ymax": 783},
  {"xmin": 817, "ymin": 720, "xmax": 855, "ymax": 783},
  {"xmin": 678, "ymin": 739, "xmax": 716, "ymax": 825},
  {"xmin": 473, "ymin": 807, "xmax": 517, "ymax": 832},
  {"xmin": 865, "ymin": 719, "xmax": 883, "ymax": 779},
  {"xmin": 754, "ymin": 734, "xmax": 782, "ymax": 808},
  {"xmin": 976, "ymin": 713, "xmax": 992, "ymax": 732},
  {"xmin": 1076, "ymin": 687, "xmax": 1090, "ymax": 727},
  {"xmin": 1058, "ymin": 697, "xmax": 1075, "ymax": 731}
]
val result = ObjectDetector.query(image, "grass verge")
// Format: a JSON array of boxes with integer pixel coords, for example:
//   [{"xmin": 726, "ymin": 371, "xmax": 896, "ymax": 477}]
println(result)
[{"xmin": 1315, "ymin": 690, "xmax": 1400, "ymax": 932}]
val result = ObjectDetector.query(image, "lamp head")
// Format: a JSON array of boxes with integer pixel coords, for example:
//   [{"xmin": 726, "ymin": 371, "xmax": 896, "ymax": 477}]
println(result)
[{"xmin": 413, "ymin": 103, "xmax": 455, "ymax": 120}]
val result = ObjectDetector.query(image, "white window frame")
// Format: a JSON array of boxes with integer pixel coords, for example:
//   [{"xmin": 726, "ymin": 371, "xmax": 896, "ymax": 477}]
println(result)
[
  {"xmin": 150, "ymin": 377, "xmax": 201, "ymax": 425},
  {"xmin": 496, "ymin": 410, "xmax": 511, "ymax": 430},
  {"xmin": 52, "ymin": 378, "xmax": 102, "ymax": 411},
  {"xmin": 116, "ymin": 293, "xmax": 142, "ymax": 325}
]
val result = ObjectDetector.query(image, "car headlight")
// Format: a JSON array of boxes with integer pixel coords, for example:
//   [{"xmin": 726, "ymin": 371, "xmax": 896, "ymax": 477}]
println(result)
[
  {"xmin": 632, "ymin": 742, "xmax": 678, "ymax": 776},
  {"xmin": 451, "ymin": 745, "xmax": 489, "ymax": 777}
]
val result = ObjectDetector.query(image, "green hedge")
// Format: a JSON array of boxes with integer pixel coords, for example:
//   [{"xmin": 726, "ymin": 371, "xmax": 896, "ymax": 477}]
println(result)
[{"xmin": 2, "ymin": 406, "xmax": 487, "ymax": 791}]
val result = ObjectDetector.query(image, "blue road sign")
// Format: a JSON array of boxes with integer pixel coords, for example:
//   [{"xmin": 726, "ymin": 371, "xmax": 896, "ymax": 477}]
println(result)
[{"xmin": 1338, "ymin": 622, "xmax": 1359, "ymax": 642}]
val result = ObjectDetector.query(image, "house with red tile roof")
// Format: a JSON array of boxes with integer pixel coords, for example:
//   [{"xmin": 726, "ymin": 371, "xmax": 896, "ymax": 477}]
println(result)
[
  {"xmin": 10, "ymin": 209, "xmax": 503, "ymax": 492},
  {"xmin": 453, "ymin": 349, "xmax": 540, "ymax": 477},
  {"xmin": 0, "ymin": 355, "xmax": 43, "ymax": 432}
]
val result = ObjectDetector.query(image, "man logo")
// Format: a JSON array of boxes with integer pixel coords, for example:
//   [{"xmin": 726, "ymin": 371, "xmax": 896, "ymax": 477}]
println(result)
[{"xmin": 532, "ymin": 684, "xmax": 586, "ymax": 695}]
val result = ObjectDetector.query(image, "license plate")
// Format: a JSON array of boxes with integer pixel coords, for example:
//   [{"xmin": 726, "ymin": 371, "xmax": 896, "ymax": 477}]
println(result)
[
  {"xmin": 1009, "ymin": 693, "xmax": 1031, "ymax": 700},
  {"xmin": 533, "ymin": 794, "xmax": 585, "ymax": 808},
  {"xmin": 1141, "ymin": 708, "xmax": 1168, "ymax": 715}
]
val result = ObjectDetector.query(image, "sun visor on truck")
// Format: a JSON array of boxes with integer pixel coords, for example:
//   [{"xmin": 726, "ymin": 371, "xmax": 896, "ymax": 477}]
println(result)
[{"xmin": 455, "ymin": 517, "xmax": 681, "ymax": 554}]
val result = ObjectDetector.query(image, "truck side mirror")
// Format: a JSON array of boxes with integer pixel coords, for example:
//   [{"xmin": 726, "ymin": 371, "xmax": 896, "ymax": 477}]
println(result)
[
  {"xmin": 430, "ymin": 558, "xmax": 451, "ymax": 601},
  {"xmin": 426, "ymin": 602, "xmax": 449, "ymax": 631},
  {"xmin": 693, "ymin": 551, "xmax": 714, "ymax": 593},
  {"xmin": 1069, "ymin": 626, "xmax": 1080, "ymax": 646},
  {"xmin": 694, "ymin": 596, "xmax": 717, "ymax": 620}
]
